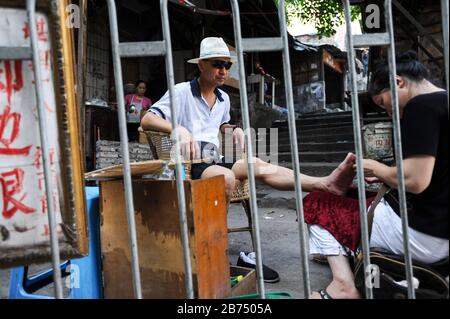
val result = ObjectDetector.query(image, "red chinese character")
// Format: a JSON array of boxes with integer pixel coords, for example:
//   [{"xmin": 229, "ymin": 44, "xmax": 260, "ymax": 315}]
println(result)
[
  {"xmin": 22, "ymin": 18, "xmax": 48, "ymax": 42},
  {"xmin": 40, "ymin": 193, "xmax": 47, "ymax": 213},
  {"xmin": 39, "ymin": 50, "xmax": 50, "ymax": 71},
  {"xmin": 34, "ymin": 146, "xmax": 42, "ymax": 170},
  {"xmin": 0, "ymin": 168, "xmax": 36, "ymax": 219},
  {"xmin": 0, "ymin": 106, "xmax": 32, "ymax": 156},
  {"xmin": 41, "ymin": 224, "xmax": 49, "ymax": 236},
  {"xmin": 34, "ymin": 146, "xmax": 55, "ymax": 170},
  {"xmin": 39, "ymin": 192, "xmax": 58, "ymax": 214},
  {"xmin": 0, "ymin": 60, "xmax": 24, "ymax": 107}
]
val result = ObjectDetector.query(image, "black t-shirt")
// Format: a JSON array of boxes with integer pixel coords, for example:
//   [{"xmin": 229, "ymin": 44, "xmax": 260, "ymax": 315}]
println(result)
[{"xmin": 384, "ymin": 91, "xmax": 448, "ymax": 239}]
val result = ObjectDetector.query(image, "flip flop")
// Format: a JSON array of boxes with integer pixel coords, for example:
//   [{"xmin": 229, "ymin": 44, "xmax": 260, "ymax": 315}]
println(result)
[{"xmin": 318, "ymin": 289, "xmax": 334, "ymax": 299}]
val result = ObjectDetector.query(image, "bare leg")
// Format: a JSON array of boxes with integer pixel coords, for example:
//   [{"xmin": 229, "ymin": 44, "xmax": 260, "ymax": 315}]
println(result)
[
  {"xmin": 231, "ymin": 153, "xmax": 356, "ymax": 195},
  {"xmin": 201, "ymin": 165, "xmax": 236, "ymax": 203},
  {"xmin": 311, "ymin": 254, "xmax": 361, "ymax": 299}
]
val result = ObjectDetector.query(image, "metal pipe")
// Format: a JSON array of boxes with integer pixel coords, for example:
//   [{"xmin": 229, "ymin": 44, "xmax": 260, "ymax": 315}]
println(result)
[
  {"xmin": 277, "ymin": 0, "xmax": 312, "ymax": 299},
  {"xmin": 160, "ymin": 0, "xmax": 194, "ymax": 299},
  {"xmin": 106, "ymin": 0, "xmax": 142, "ymax": 299},
  {"xmin": 271, "ymin": 81, "xmax": 275, "ymax": 108},
  {"xmin": 27, "ymin": 0, "xmax": 63, "ymax": 299},
  {"xmin": 230, "ymin": 0, "xmax": 266, "ymax": 299},
  {"xmin": 385, "ymin": 0, "xmax": 415, "ymax": 299},
  {"xmin": 259, "ymin": 76, "xmax": 265, "ymax": 104},
  {"xmin": 441, "ymin": 0, "xmax": 449, "ymax": 108},
  {"xmin": 342, "ymin": 0, "xmax": 373, "ymax": 299}
]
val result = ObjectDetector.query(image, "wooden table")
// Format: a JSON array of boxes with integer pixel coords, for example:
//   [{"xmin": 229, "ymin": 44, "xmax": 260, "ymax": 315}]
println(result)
[{"xmin": 99, "ymin": 175, "xmax": 231, "ymax": 298}]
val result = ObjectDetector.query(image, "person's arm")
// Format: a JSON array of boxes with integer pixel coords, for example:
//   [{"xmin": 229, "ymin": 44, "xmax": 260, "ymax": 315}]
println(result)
[
  {"xmin": 220, "ymin": 123, "xmax": 237, "ymax": 134},
  {"xmin": 140, "ymin": 89, "xmax": 174, "ymax": 132},
  {"xmin": 358, "ymin": 155, "xmax": 435, "ymax": 194},
  {"xmin": 141, "ymin": 86, "xmax": 200, "ymax": 159},
  {"xmin": 141, "ymin": 112, "xmax": 172, "ymax": 133}
]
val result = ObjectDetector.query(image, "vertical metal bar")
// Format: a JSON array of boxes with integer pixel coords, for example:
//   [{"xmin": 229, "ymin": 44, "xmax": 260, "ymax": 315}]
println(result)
[
  {"xmin": 160, "ymin": 0, "xmax": 194, "ymax": 299},
  {"xmin": 278, "ymin": 0, "xmax": 312, "ymax": 299},
  {"xmin": 342, "ymin": 0, "xmax": 373, "ymax": 299},
  {"xmin": 259, "ymin": 75, "xmax": 265, "ymax": 104},
  {"xmin": 106, "ymin": 0, "xmax": 142, "ymax": 299},
  {"xmin": 230, "ymin": 0, "xmax": 266, "ymax": 299},
  {"xmin": 77, "ymin": 0, "xmax": 88, "ymax": 162},
  {"xmin": 271, "ymin": 81, "xmax": 275, "ymax": 108},
  {"xmin": 27, "ymin": 0, "xmax": 63, "ymax": 299},
  {"xmin": 385, "ymin": 0, "xmax": 415, "ymax": 299},
  {"xmin": 441, "ymin": 0, "xmax": 449, "ymax": 108}
]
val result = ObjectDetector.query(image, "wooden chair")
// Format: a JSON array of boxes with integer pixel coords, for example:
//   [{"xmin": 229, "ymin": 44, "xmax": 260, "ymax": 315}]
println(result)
[{"xmin": 141, "ymin": 127, "xmax": 254, "ymax": 247}]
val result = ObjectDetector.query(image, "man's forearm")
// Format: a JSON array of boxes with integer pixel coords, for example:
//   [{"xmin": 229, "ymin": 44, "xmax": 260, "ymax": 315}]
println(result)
[{"xmin": 141, "ymin": 112, "xmax": 172, "ymax": 133}]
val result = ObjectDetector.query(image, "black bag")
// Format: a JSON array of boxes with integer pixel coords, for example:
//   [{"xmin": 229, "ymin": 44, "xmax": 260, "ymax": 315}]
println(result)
[{"xmin": 353, "ymin": 249, "xmax": 449, "ymax": 299}]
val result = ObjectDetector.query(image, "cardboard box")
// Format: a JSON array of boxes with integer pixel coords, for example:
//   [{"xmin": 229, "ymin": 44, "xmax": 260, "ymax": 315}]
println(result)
[{"xmin": 230, "ymin": 265, "xmax": 257, "ymax": 297}]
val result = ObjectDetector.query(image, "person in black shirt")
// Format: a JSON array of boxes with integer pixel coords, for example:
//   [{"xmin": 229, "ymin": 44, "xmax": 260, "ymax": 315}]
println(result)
[{"xmin": 309, "ymin": 51, "xmax": 448, "ymax": 299}]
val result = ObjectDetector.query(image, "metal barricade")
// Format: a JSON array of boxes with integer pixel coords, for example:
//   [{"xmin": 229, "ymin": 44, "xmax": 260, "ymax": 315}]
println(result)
[
  {"xmin": 0, "ymin": 0, "xmax": 67, "ymax": 299},
  {"xmin": 342, "ymin": 0, "xmax": 416, "ymax": 299},
  {"xmin": 105, "ymin": 0, "xmax": 193, "ymax": 299},
  {"xmin": 3, "ymin": 0, "xmax": 447, "ymax": 300},
  {"xmin": 230, "ymin": 0, "xmax": 311, "ymax": 299},
  {"xmin": 442, "ymin": 0, "xmax": 449, "ymax": 108},
  {"xmin": 27, "ymin": 0, "xmax": 63, "ymax": 299}
]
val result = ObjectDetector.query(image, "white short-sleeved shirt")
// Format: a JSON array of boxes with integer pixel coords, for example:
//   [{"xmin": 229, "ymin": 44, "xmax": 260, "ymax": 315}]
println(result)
[{"xmin": 149, "ymin": 78, "xmax": 231, "ymax": 148}]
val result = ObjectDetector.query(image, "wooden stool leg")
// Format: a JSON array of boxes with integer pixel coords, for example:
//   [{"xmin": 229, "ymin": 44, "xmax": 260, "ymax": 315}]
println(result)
[{"xmin": 242, "ymin": 198, "xmax": 254, "ymax": 250}]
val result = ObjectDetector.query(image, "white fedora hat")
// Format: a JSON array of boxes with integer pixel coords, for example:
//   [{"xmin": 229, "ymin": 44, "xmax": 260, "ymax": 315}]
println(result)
[{"xmin": 188, "ymin": 37, "xmax": 237, "ymax": 64}]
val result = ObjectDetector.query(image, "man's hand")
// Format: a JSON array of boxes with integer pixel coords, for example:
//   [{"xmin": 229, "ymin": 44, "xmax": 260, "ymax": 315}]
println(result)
[
  {"xmin": 173, "ymin": 126, "xmax": 199, "ymax": 161},
  {"xmin": 232, "ymin": 127, "xmax": 245, "ymax": 152}
]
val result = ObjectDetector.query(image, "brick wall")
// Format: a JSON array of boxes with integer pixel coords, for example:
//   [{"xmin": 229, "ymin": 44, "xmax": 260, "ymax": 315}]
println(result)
[{"xmin": 95, "ymin": 140, "xmax": 153, "ymax": 170}]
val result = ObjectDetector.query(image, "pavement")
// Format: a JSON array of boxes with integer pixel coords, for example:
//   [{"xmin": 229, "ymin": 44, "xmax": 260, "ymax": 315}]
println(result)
[
  {"xmin": 0, "ymin": 188, "xmax": 332, "ymax": 299},
  {"xmin": 228, "ymin": 191, "xmax": 332, "ymax": 299}
]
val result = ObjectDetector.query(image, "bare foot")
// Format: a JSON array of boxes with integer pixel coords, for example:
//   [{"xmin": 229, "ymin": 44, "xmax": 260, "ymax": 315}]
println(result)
[{"xmin": 319, "ymin": 152, "xmax": 356, "ymax": 196}]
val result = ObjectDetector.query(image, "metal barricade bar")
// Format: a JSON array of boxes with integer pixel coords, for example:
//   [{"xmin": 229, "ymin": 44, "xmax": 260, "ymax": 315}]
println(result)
[
  {"xmin": 106, "ymin": 0, "xmax": 143, "ymax": 299},
  {"xmin": 353, "ymin": 33, "xmax": 390, "ymax": 47},
  {"xmin": 106, "ymin": 0, "xmax": 194, "ymax": 299},
  {"xmin": 0, "ymin": 47, "xmax": 32, "ymax": 59},
  {"xmin": 343, "ymin": 0, "xmax": 416, "ymax": 299},
  {"xmin": 230, "ymin": 0, "xmax": 311, "ymax": 299},
  {"xmin": 384, "ymin": 0, "xmax": 415, "ymax": 299},
  {"xmin": 118, "ymin": 41, "xmax": 166, "ymax": 57},
  {"xmin": 441, "ymin": 0, "xmax": 449, "ymax": 107},
  {"xmin": 241, "ymin": 38, "xmax": 284, "ymax": 52},
  {"xmin": 342, "ymin": 0, "xmax": 373, "ymax": 300},
  {"xmin": 27, "ymin": 0, "xmax": 64, "ymax": 299},
  {"xmin": 160, "ymin": 0, "xmax": 194, "ymax": 299}
]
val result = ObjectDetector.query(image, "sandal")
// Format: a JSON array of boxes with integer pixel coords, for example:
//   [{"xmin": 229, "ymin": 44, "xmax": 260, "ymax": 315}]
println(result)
[{"xmin": 318, "ymin": 289, "xmax": 334, "ymax": 299}]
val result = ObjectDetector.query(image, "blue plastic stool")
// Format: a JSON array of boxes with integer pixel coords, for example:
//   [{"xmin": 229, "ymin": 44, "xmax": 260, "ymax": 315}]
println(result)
[{"xmin": 8, "ymin": 187, "xmax": 103, "ymax": 299}]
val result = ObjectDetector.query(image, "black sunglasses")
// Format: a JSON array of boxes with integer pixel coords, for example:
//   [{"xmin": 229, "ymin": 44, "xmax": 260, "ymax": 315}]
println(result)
[{"xmin": 208, "ymin": 60, "xmax": 233, "ymax": 70}]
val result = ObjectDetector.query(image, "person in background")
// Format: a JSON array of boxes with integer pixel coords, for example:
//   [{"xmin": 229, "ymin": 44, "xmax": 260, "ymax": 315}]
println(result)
[
  {"xmin": 362, "ymin": 49, "xmax": 369, "ymax": 78},
  {"xmin": 124, "ymin": 80, "xmax": 152, "ymax": 141}
]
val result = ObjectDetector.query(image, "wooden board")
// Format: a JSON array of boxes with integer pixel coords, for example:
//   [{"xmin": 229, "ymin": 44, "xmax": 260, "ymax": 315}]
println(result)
[
  {"xmin": 100, "ymin": 175, "xmax": 230, "ymax": 298},
  {"xmin": 85, "ymin": 160, "xmax": 164, "ymax": 180}
]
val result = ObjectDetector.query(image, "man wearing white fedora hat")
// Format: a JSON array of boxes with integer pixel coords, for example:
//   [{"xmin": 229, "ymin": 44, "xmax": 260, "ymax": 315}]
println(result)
[{"xmin": 141, "ymin": 37, "xmax": 357, "ymax": 283}]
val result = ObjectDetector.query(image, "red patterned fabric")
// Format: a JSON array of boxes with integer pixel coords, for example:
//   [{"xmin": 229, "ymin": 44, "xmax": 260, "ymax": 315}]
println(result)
[{"xmin": 303, "ymin": 189, "xmax": 376, "ymax": 251}]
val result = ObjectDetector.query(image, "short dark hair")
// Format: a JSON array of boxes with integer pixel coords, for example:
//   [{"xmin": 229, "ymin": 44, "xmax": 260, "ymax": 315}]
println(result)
[
  {"xmin": 369, "ymin": 50, "xmax": 428, "ymax": 96},
  {"xmin": 135, "ymin": 80, "xmax": 146, "ymax": 87}
]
